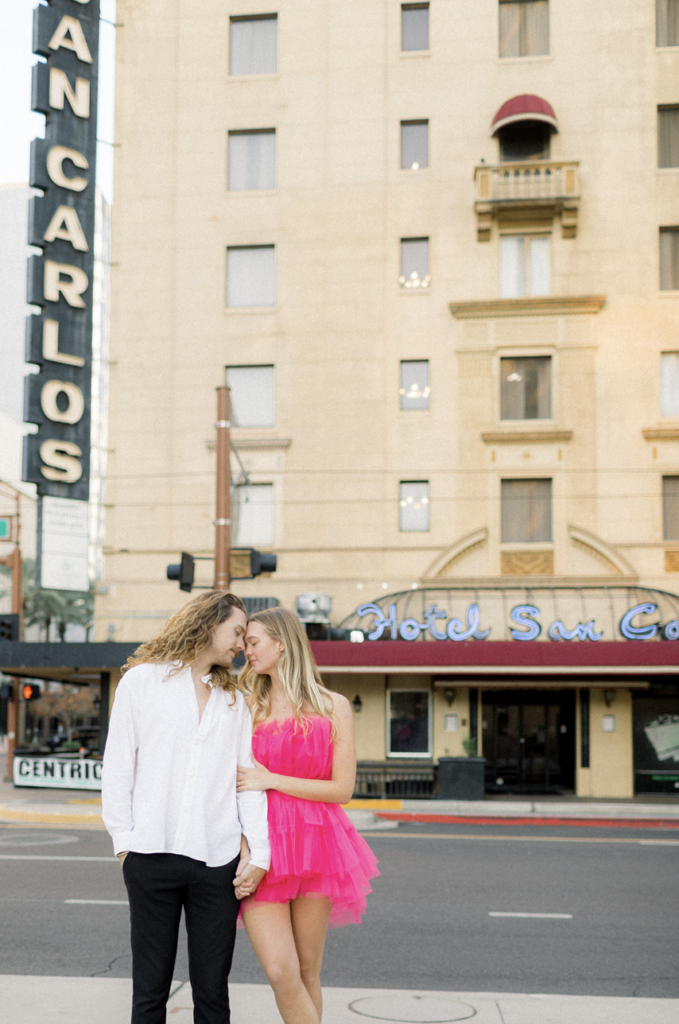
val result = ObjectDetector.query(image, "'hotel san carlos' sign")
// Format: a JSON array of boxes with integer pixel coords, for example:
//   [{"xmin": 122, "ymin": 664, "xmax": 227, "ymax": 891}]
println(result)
[
  {"xmin": 23, "ymin": 0, "xmax": 100, "ymax": 504},
  {"xmin": 356, "ymin": 601, "xmax": 679, "ymax": 642}
]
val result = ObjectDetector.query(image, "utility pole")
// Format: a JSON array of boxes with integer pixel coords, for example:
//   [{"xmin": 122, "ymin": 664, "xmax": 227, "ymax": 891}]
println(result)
[{"xmin": 214, "ymin": 385, "xmax": 232, "ymax": 591}]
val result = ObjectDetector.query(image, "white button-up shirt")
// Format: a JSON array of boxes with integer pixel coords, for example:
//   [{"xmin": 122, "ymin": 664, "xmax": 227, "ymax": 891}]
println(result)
[{"xmin": 101, "ymin": 662, "xmax": 270, "ymax": 870}]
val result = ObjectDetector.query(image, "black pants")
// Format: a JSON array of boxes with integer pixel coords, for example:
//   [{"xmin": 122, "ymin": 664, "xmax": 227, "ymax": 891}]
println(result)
[{"xmin": 123, "ymin": 852, "xmax": 240, "ymax": 1024}]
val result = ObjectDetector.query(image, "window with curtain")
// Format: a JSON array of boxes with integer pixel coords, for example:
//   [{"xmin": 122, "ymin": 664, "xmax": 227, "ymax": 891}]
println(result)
[
  {"xmin": 658, "ymin": 107, "xmax": 679, "ymax": 168},
  {"xmin": 400, "ymin": 360, "xmax": 430, "ymax": 410},
  {"xmin": 401, "ymin": 121, "xmax": 429, "ymax": 169},
  {"xmin": 226, "ymin": 245, "xmax": 275, "ymax": 307},
  {"xmin": 226, "ymin": 365, "xmax": 275, "ymax": 427},
  {"xmin": 657, "ymin": 0, "xmax": 679, "ymax": 46},
  {"xmin": 399, "ymin": 481, "xmax": 430, "ymax": 531},
  {"xmin": 400, "ymin": 238, "xmax": 430, "ymax": 289},
  {"xmin": 233, "ymin": 483, "xmax": 274, "ymax": 546},
  {"xmin": 501, "ymin": 357, "xmax": 551, "ymax": 420},
  {"xmin": 388, "ymin": 690, "xmax": 431, "ymax": 757},
  {"xmin": 230, "ymin": 15, "xmax": 277, "ymax": 75},
  {"xmin": 663, "ymin": 476, "xmax": 679, "ymax": 539},
  {"xmin": 660, "ymin": 228, "xmax": 679, "ymax": 290},
  {"xmin": 661, "ymin": 353, "xmax": 679, "ymax": 416},
  {"xmin": 501, "ymin": 478, "xmax": 552, "ymax": 543},
  {"xmin": 402, "ymin": 4, "xmax": 429, "ymax": 51},
  {"xmin": 500, "ymin": 235, "xmax": 550, "ymax": 297},
  {"xmin": 228, "ymin": 130, "xmax": 276, "ymax": 190},
  {"xmin": 499, "ymin": 1, "xmax": 549, "ymax": 58}
]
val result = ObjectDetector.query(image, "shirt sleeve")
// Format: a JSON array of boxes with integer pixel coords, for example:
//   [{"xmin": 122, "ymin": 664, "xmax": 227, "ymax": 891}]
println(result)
[
  {"xmin": 235, "ymin": 699, "xmax": 270, "ymax": 871},
  {"xmin": 101, "ymin": 673, "xmax": 138, "ymax": 855}
]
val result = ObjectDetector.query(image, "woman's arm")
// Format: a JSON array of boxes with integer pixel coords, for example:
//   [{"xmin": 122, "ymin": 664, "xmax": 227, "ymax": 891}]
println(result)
[{"xmin": 236, "ymin": 694, "xmax": 356, "ymax": 804}]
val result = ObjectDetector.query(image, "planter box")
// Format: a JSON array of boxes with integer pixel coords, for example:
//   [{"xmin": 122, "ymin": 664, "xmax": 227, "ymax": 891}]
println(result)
[{"xmin": 437, "ymin": 757, "xmax": 486, "ymax": 801}]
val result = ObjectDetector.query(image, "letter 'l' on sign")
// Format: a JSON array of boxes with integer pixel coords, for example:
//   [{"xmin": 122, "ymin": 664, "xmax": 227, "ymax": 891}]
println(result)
[{"xmin": 23, "ymin": 0, "xmax": 100, "ymax": 586}]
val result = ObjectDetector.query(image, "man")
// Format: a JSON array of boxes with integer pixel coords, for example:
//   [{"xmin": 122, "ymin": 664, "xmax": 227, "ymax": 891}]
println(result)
[{"xmin": 102, "ymin": 591, "xmax": 269, "ymax": 1024}]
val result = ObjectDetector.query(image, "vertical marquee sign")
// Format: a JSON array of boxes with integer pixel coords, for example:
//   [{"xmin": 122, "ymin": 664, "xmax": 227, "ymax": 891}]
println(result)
[{"xmin": 22, "ymin": 0, "xmax": 100, "ymax": 589}]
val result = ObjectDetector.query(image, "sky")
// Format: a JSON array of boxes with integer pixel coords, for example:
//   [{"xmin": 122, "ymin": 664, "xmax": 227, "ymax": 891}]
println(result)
[{"xmin": 0, "ymin": 0, "xmax": 117, "ymax": 202}]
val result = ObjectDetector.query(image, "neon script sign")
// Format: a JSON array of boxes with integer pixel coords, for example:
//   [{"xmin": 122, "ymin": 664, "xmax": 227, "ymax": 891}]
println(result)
[{"xmin": 356, "ymin": 601, "xmax": 679, "ymax": 642}]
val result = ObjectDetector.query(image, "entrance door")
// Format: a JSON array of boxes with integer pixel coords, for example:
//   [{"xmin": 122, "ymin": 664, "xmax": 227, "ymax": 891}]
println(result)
[{"xmin": 482, "ymin": 690, "xmax": 576, "ymax": 794}]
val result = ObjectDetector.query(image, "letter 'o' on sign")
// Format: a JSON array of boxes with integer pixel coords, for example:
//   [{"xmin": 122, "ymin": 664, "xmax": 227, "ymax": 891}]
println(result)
[
  {"xmin": 39, "ymin": 440, "xmax": 83, "ymax": 483},
  {"xmin": 40, "ymin": 380, "xmax": 85, "ymax": 424}
]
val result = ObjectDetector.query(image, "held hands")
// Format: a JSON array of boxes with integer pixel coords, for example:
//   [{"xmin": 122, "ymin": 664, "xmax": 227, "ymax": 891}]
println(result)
[
  {"xmin": 236, "ymin": 757, "xmax": 274, "ymax": 793},
  {"xmin": 234, "ymin": 861, "xmax": 267, "ymax": 900}
]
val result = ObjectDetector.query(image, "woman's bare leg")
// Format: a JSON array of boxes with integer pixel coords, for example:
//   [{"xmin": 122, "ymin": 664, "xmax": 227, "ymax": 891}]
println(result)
[
  {"xmin": 290, "ymin": 897, "xmax": 332, "ymax": 1020},
  {"xmin": 242, "ymin": 900, "xmax": 320, "ymax": 1024}
]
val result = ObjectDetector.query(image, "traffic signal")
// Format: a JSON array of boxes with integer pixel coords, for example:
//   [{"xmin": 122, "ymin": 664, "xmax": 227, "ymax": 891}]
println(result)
[
  {"xmin": 166, "ymin": 550, "xmax": 277, "ymax": 590},
  {"xmin": 22, "ymin": 683, "xmax": 40, "ymax": 702},
  {"xmin": 0, "ymin": 614, "xmax": 19, "ymax": 642},
  {"xmin": 230, "ymin": 549, "xmax": 278, "ymax": 581},
  {"xmin": 166, "ymin": 552, "xmax": 195, "ymax": 592}
]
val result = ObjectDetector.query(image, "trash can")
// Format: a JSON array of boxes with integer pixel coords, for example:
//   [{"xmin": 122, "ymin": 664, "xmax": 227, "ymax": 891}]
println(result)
[{"xmin": 437, "ymin": 757, "xmax": 486, "ymax": 800}]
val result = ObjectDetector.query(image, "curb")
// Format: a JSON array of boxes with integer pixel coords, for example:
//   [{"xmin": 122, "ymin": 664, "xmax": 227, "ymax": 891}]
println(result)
[
  {"xmin": 0, "ymin": 806, "xmax": 104, "ymax": 826},
  {"xmin": 375, "ymin": 812, "xmax": 679, "ymax": 830}
]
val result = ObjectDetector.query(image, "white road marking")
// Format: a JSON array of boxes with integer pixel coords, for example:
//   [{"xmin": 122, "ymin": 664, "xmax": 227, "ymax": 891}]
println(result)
[
  {"xmin": 638, "ymin": 840, "xmax": 679, "ymax": 846},
  {"xmin": 0, "ymin": 854, "xmax": 116, "ymax": 861},
  {"xmin": 64, "ymin": 899, "xmax": 128, "ymax": 905},
  {"xmin": 489, "ymin": 912, "xmax": 573, "ymax": 919}
]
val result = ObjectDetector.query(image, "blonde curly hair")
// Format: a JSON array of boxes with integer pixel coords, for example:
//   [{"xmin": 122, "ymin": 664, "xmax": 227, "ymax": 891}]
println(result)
[
  {"xmin": 240, "ymin": 607, "xmax": 336, "ymax": 735},
  {"xmin": 122, "ymin": 591, "xmax": 246, "ymax": 694}
]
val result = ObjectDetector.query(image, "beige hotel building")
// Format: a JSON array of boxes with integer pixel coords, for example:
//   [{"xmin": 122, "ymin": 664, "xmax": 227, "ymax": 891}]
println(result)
[{"xmin": 99, "ymin": 1, "xmax": 679, "ymax": 799}]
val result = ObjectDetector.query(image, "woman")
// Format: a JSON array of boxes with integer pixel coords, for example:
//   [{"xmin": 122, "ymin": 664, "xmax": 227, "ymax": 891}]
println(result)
[{"xmin": 235, "ymin": 608, "xmax": 379, "ymax": 1024}]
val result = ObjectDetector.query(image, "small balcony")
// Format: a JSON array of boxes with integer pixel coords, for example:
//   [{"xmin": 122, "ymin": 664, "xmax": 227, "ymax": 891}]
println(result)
[{"xmin": 474, "ymin": 161, "xmax": 580, "ymax": 241}]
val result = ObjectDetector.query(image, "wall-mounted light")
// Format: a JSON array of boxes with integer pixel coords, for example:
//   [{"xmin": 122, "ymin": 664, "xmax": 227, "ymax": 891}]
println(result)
[
  {"xmin": 352, "ymin": 694, "xmax": 363, "ymax": 714},
  {"xmin": 604, "ymin": 689, "xmax": 616, "ymax": 708},
  {"xmin": 443, "ymin": 688, "xmax": 456, "ymax": 707}
]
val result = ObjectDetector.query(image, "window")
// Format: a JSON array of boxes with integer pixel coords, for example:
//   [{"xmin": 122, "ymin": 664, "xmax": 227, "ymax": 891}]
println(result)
[
  {"xmin": 400, "ymin": 360, "xmax": 430, "ymax": 410},
  {"xmin": 657, "ymin": 0, "xmax": 679, "ymax": 47},
  {"xmin": 501, "ymin": 478, "xmax": 552, "ymax": 543},
  {"xmin": 399, "ymin": 481, "xmax": 430, "ymax": 531},
  {"xmin": 226, "ymin": 365, "xmax": 275, "ymax": 427},
  {"xmin": 663, "ymin": 477, "xmax": 679, "ymax": 539},
  {"xmin": 226, "ymin": 245, "xmax": 275, "ymax": 307},
  {"xmin": 659, "ymin": 107, "xmax": 679, "ymax": 168},
  {"xmin": 400, "ymin": 238, "xmax": 430, "ymax": 289},
  {"xmin": 499, "ymin": 121, "xmax": 550, "ymax": 161},
  {"xmin": 499, "ymin": 1, "xmax": 549, "ymax": 58},
  {"xmin": 401, "ymin": 4, "xmax": 429, "ymax": 52},
  {"xmin": 228, "ymin": 130, "xmax": 276, "ymax": 191},
  {"xmin": 660, "ymin": 228, "xmax": 679, "ymax": 290},
  {"xmin": 229, "ymin": 15, "xmax": 277, "ymax": 75},
  {"xmin": 501, "ymin": 356, "xmax": 551, "ymax": 420},
  {"xmin": 233, "ymin": 483, "xmax": 274, "ymax": 546},
  {"xmin": 500, "ymin": 235, "xmax": 550, "ymax": 297},
  {"xmin": 401, "ymin": 121, "xmax": 428, "ymax": 170},
  {"xmin": 388, "ymin": 690, "xmax": 431, "ymax": 757},
  {"xmin": 661, "ymin": 353, "xmax": 679, "ymax": 416}
]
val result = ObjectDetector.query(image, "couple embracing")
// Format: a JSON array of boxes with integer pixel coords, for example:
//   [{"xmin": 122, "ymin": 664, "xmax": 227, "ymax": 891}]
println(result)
[{"xmin": 101, "ymin": 591, "xmax": 378, "ymax": 1024}]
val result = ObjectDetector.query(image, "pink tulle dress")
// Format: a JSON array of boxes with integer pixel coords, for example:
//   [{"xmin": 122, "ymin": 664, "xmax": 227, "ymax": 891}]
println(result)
[{"xmin": 242, "ymin": 715, "xmax": 379, "ymax": 928}]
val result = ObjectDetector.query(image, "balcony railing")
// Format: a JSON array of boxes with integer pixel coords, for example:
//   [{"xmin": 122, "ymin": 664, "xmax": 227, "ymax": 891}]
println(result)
[{"xmin": 474, "ymin": 160, "xmax": 580, "ymax": 240}]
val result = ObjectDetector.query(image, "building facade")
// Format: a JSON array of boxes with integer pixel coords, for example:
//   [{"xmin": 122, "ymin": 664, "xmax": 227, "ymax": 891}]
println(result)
[{"xmin": 100, "ymin": 1, "xmax": 679, "ymax": 797}]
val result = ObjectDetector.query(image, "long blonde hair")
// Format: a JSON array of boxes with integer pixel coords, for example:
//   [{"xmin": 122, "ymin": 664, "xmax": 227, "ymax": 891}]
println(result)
[
  {"xmin": 241, "ymin": 608, "xmax": 335, "ymax": 733},
  {"xmin": 122, "ymin": 591, "xmax": 246, "ymax": 695}
]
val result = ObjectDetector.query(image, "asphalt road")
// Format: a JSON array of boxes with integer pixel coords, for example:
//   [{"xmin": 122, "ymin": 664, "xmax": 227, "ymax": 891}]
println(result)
[{"xmin": 0, "ymin": 821, "xmax": 677, "ymax": 998}]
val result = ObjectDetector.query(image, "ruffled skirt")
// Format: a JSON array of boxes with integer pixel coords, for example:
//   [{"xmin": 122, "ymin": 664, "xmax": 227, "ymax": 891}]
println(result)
[{"xmin": 241, "ymin": 792, "xmax": 379, "ymax": 928}]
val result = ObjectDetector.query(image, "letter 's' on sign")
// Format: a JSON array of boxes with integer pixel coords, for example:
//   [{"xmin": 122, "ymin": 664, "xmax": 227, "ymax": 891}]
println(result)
[{"xmin": 23, "ymin": 0, "xmax": 101, "ymax": 519}]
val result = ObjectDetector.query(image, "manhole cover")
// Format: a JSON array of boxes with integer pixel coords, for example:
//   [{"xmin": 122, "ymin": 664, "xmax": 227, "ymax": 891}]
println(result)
[
  {"xmin": 349, "ymin": 995, "xmax": 476, "ymax": 1022},
  {"xmin": 0, "ymin": 832, "xmax": 79, "ymax": 847}
]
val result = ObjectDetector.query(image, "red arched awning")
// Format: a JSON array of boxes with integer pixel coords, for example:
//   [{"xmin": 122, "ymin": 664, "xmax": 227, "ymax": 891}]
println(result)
[{"xmin": 491, "ymin": 94, "xmax": 558, "ymax": 135}]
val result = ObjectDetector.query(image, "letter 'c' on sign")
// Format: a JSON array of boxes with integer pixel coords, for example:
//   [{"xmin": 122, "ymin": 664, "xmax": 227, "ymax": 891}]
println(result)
[
  {"xmin": 40, "ymin": 380, "xmax": 85, "ymax": 425},
  {"xmin": 47, "ymin": 146, "xmax": 89, "ymax": 192},
  {"xmin": 39, "ymin": 440, "xmax": 83, "ymax": 483}
]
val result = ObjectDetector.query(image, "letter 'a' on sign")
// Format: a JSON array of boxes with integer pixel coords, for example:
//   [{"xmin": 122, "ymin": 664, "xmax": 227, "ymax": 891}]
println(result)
[
  {"xmin": 48, "ymin": 16, "xmax": 93, "ymax": 63},
  {"xmin": 43, "ymin": 206, "xmax": 89, "ymax": 252}
]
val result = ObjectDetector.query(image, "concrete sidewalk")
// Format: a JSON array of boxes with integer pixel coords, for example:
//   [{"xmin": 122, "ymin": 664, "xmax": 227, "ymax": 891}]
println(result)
[
  {"xmin": 1, "ymin": 977, "xmax": 678, "ymax": 1024},
  {"xmin": 2, "ymin": 777, "xmax": 678, "ymax": 828}
]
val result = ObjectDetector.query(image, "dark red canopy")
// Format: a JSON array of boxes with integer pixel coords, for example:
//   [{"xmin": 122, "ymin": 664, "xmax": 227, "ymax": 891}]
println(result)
[{"xmin": 491, "ymin": 94, "xmax": 558, "ymax": 134}]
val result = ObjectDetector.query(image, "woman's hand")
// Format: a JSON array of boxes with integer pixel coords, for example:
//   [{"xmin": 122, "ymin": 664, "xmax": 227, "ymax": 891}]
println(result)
[{"xmin": 237, "ymin": 757, "xmax": 276, "ymax": 792}]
